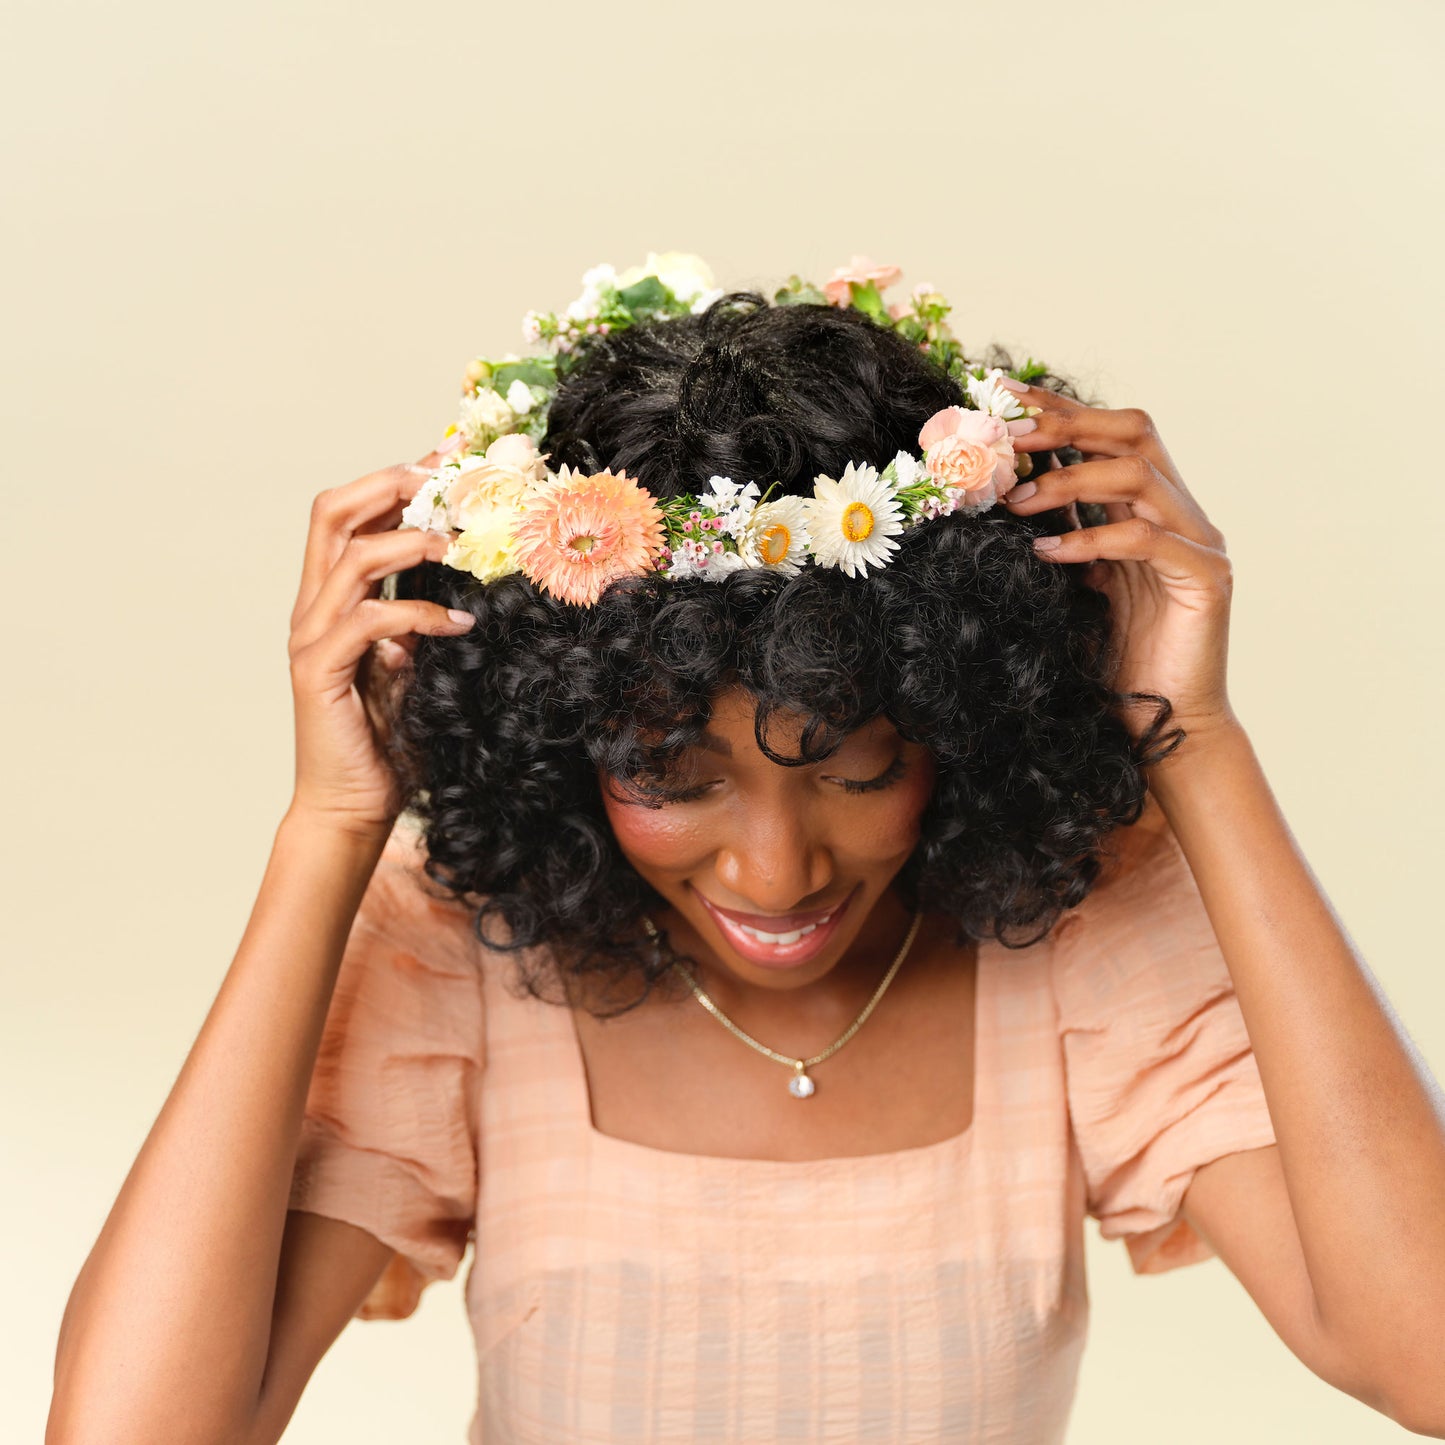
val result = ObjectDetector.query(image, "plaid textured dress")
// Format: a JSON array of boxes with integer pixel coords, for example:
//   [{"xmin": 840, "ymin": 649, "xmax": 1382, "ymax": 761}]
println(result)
[{"xmin": 288, "ymin": 800, "xmax": 1278, "ymax": 1444}]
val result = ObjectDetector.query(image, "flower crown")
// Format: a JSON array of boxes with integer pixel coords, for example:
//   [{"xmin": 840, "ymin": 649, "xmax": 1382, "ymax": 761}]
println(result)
[{"xmin": 400, "ymin": 252, "xmax": 1049, "ymax": 608}]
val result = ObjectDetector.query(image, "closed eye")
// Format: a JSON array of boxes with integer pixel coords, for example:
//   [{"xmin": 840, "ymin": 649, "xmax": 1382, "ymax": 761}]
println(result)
[{"xmin": 827, "ymin": 755, "xmax": 908, "ymax": 794}]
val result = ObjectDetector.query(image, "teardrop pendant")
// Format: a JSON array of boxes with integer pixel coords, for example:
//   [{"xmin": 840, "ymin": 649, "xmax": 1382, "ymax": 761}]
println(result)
[{"xmin": 788, "ymin": 1062, "xmax": 816, "ymax": 1099}]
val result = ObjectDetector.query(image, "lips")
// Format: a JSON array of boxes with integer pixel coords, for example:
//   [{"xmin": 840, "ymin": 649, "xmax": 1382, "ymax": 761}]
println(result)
[
  {"xmin": 692, "ymin": 885, "xmax": 859, "ymax": 968},
  {"xmin": 703, "ymin": 898, "xmax": 847, "ymax": 937}
]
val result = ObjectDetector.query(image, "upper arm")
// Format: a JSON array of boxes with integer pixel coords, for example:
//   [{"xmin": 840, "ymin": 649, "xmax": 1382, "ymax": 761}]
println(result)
[
  {"xmin": 245, "ymin": 1210, "xmax": 396, "ymax": 1445},
  {"xmin": 1180, "ymin": 1144, "xmax": 1393, "ymax": 1415}
]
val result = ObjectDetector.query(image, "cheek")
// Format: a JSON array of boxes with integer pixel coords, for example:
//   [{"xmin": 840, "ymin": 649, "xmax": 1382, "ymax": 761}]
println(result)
[
  {"xmin": 842, "ymin": 757, "xmax": 936, "ymax": 863},
  {"xmin": 600, "ymin": 788, "xmax": 714, "ymax": 875}
]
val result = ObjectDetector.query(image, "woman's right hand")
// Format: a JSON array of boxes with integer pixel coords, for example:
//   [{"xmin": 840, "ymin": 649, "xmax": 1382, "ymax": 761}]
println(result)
[{"xmin": 286, "ymin": 450, "xmax": 476, "ymax": 838}]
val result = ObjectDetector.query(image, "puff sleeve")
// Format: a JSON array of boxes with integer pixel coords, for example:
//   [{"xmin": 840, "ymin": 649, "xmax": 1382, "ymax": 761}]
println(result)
[
  {"xmin": 287, "ymin": 818, "xmax": 485, "ymax": 1320},
  {"xmin": 1048, "ymin": 797, "xmax": 1278, "ymax": 1275}
]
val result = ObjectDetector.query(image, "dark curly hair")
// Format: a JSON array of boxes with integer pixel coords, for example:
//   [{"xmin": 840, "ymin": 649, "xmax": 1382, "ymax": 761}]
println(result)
[{"xmin": 391, "ymin": 291, "xmax": 1184, "ymax": 1015}]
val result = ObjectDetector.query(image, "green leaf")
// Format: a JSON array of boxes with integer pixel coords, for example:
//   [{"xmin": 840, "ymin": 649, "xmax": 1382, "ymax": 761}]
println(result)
[
  {"xmin": 617, "ymin": 276, "xmax": 671, "ymax": 312},
  {"xmin": 848, "ymin": 279, "xmax": 889, "ymax": 323},
  {"xmin": 491, "ymin": 360, "xmax": 555, "ymax": 391}
]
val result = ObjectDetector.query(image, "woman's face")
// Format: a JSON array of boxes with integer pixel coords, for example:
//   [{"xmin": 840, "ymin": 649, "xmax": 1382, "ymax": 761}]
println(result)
[{"xmin": 599, "ymin": 686, "xmax": 936, "ymax": 995}]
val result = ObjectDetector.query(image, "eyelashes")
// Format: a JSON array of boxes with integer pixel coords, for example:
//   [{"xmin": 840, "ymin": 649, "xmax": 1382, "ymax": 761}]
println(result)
[
  {"xmin": 655, "ymin": 754, "xmax": 908, "ymax": 804},
  {"xmin": 837, "ymin": 755, "xmax": 908, "ymax": 794}
]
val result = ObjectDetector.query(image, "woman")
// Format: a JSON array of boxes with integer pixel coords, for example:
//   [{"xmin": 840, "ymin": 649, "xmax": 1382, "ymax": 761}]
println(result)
[{"xmin": 48, "ymin": 259, "xmax": 1445, "ymax": 1443}]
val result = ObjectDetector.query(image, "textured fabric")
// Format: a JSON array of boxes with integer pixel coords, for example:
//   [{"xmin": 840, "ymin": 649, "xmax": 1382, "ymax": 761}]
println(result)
[{"xmin": 287, "ymin": 799, "xmax": 1279, "ymax": 1442}]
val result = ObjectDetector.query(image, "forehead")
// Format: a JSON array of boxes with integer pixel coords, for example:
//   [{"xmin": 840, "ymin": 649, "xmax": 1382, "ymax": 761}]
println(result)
[{"xmin": 702, "ymin": 685, "xmax": 896, "ymax": 757}]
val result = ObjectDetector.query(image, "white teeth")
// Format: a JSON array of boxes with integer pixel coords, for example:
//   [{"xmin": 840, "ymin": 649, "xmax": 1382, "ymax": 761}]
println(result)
[{"xmin": 733, "ymin": 910, "xmax": 835, "ymax": 946}]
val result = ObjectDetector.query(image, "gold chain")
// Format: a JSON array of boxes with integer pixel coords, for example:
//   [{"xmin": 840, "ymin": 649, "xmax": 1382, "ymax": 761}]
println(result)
[{"xmin": 640, "ymin": 910, "xmax": 923, "ymax": 1096}]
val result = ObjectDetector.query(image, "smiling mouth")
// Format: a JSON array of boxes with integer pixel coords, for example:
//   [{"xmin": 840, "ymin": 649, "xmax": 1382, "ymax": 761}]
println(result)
[{"xmin": 691, "ymin": 886, "xmax": 860, "ymax": 968}]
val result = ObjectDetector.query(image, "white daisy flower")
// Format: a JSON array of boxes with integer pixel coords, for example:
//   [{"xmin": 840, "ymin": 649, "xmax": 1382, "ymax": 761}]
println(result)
[
  {"xmin": 734, "ymin": 496, "xmax": 812, "ymax": 576},
  {"xmin": 965, "ymin": 367, "xmax": 1028, "ymax": 420},
  {"xmin": 806, "ymin": 461, "xmax": 906, "ymax": 578},
  {"xmin": 400, "ymin": 472, "xmax": 453, "ymax": 535},
  {"xmin": 505, "ymin": 378, "xmax": 535, "ymax": 415}
]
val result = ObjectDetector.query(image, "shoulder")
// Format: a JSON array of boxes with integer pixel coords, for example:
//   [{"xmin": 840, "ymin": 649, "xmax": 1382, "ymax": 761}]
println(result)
[{"xmin": 354, "ymin": 814, "xmax": 486, "ymax": 976}]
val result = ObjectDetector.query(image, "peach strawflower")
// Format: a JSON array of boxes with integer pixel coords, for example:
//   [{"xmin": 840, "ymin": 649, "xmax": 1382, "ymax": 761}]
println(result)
[
  {"xmin": 823, "ymin": 254, "xmax": 904, "ymax": 306},
  {"xmin": 511, "ymin": 465, "xmax": 666, "ymax": 606},
  {"xmin": 917, "ymin": 406, "xmax": 1019, "ymax": 508}
]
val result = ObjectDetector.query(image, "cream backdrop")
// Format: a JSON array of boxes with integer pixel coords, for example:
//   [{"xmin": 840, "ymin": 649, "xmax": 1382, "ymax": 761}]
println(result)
[{"xmin": 6, "ymin": 0, "xmax": 1442, "ymax": 1440}]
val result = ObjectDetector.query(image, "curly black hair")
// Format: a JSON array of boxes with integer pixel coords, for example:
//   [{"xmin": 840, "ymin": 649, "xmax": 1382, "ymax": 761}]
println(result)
[{"xmin": 391, "ymin": 291, "xmax": 1184, "ymax": 1015}]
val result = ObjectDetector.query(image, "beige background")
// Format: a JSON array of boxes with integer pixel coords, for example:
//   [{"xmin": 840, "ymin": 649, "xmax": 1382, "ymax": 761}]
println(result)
[{"xmin": 6, "ymin": 0, "xmax": 1442, "ymax": 1439}]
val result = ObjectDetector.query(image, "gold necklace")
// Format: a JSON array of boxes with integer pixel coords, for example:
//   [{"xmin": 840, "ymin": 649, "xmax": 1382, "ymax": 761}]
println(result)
[{"xmin": 641, "ymin": 910, "xmax": 924, "ymax": 1099}]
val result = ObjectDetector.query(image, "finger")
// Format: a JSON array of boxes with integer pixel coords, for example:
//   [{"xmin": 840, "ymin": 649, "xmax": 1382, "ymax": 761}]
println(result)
[
  {"xmin": 291, "ymin": 526, "xmax": 455, "ymax": 654},
  {"xmin": 1031, "ymin": 514, "xmax": 1229, "ymax": 590},
  {"xmin": 294, "ymin": 462, "xmax": 443, "ymax": 624},
  {"xmin": 1005, "ymin": 455, "xmax": 1223, "ymax": 550},
  {"xmin": 291, "ymin": 597, "xmax": 476, "ymax": 701},
  {"xmin": 1001, "ymin": 380, "xmax": 1186, "ymax": 490}
]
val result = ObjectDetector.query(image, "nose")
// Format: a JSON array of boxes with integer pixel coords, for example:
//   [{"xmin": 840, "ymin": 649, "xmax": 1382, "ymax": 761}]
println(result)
[{"xmin": 712, "ymin": 796, "xmax": 835, "ymax": 913}]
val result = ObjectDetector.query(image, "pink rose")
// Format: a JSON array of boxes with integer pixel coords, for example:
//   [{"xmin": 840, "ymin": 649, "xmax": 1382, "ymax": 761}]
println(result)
[
  {"xmin": 823, "ymin": 254, "xmax": 904, "ymax": 307},
  {"xmin": 917, "ymin": 406, "xmax": 1019, "ymax": 507}
]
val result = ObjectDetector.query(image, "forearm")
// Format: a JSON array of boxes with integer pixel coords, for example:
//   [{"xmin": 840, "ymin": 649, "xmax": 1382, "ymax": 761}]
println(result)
[
  {"xmin": 49, "ymin": 810, "xmax": 390, "ymax": 1445},
  {"xmin": 1147, "ymin": 723, "xmax": 1445, "ymax": 1399}
]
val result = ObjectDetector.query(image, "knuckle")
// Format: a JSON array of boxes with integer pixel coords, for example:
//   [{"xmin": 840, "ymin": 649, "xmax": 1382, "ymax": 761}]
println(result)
[
  {"xmin": 309, "ymin": 487, "xmax": 338, "ymax": 522},
  {"xmin": 1120, "ymin": 406, "xmax": 1154, "ymax": 440}
]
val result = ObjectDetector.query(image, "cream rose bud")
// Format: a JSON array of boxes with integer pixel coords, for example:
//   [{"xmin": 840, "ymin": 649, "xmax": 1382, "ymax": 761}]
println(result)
[
  {"xmin": 458, "ymin": 387, "xmax": 515, "ymax": 449},
  {"xmin": 483, "ymin": 431, "xmax": 548, "ymax": 482}
]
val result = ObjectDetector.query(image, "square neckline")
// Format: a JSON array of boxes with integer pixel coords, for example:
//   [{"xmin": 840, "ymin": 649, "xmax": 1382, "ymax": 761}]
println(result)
[{"xmin": 556, "ymin": 933, "xmax": 993, "ymax": 1173}]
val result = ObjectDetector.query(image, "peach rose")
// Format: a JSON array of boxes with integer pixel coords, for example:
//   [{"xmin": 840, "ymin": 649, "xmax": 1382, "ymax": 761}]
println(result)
[
  {"xmin": 917, "ymin": 406, "xmax": 1018, "ymax": 506},
  {"xmin": 823, "ymin": 254, "xmax": 904, "ymax": 307},
  {"xmin": 444, "ymin": 434, "xmax": 548, "ymax": 530}
]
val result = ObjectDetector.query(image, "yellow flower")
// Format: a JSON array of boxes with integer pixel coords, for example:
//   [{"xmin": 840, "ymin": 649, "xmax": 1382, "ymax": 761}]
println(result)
[{"xmin": 442, "ymin": 507, "xmax": 522, "ymax": 584}]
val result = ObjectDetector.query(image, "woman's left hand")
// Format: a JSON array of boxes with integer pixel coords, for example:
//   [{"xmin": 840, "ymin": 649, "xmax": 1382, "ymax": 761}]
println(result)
[{"xmin": 1000, "ymin": 383, "xmax": 1238, "ymax": 752}]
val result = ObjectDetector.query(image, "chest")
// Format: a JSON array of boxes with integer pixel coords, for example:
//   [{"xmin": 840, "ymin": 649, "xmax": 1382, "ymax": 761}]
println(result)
[{"xmin": 568, "ymin": 940, "xmax": 979, "ymax": 1161}]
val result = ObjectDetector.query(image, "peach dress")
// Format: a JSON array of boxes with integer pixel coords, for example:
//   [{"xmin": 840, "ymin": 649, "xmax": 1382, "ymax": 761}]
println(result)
[{"xmin": 288, "ymin": 797, "xmax": 1278, "ymax": 1444}]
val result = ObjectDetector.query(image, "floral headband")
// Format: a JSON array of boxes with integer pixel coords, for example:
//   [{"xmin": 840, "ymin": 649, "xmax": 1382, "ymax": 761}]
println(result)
[{"xmin": 400, "ymin": 252, "xmax": 1048, "ymax": 608}]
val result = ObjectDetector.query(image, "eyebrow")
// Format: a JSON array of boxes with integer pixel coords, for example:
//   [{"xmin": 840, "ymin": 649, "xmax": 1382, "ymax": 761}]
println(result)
[{"xmin": 698, "ymin": 731, "xmax": 733, "ymax": 757}]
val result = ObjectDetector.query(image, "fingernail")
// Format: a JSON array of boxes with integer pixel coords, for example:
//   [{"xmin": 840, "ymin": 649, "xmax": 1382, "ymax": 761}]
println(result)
[
  {"xmin": 447, "ymin": 609, "xmax": 476, "ymax": 626},
  {"xmin": 1032, "ymin": 534, "xmax": 1063, "ymax": 551},
  {"xmin": 1008, "ymin": 417, "xmax": 1038, "ymax": 436},
  {"xmin": 998, "ymin": 375, "xmax": 1030, "ymax": 393},
  {"xmin": 1048, "ymin": 452, "xmax": 1064, "ymax": 470},
  {"xmin": 1007, "ymin": 482, "xmax": 1038, "ymax": 502}
]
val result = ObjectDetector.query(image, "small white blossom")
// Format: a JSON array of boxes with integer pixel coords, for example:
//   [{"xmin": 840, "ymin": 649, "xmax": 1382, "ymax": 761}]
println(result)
[
  {"xmin": 690, "ymin": 286, "xmax": 725, "ymax": 314},
  {"xmin": 890, "ymin": 450, "xmax": 922, "ymax": 489},
  {"xmin": 400, "ymin": 473, "xmax": 453, "ymax": 535},
  {"xmin": 505, "ymin": 378, "xmax": 535, "ymax": 415},
  {"xmin": 521, "ymin": 311, "xmax": 543, "ymax": 344},
  {"xmin": 580, "ymin": 262, "xmax": 617, "ymax": 294},
  {"xmin": 965, "ymin": 367, "xmax": 1028, "ymax": 420}
]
